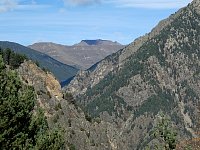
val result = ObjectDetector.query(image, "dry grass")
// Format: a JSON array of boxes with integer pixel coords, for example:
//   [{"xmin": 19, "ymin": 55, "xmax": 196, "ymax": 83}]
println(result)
[{"xmin": 176, "ymin": 138, "xmax": 200, "ymax": 150}]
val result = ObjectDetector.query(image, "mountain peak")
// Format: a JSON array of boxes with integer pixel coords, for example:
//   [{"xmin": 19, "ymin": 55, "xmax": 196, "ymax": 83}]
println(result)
[
  {"xmin": 75, "ymin": 39, "xmax": 122, "ymax": 46},
  {"xmin": 29, "ymin": 40, "xmax": 124, "ymax": 70}
]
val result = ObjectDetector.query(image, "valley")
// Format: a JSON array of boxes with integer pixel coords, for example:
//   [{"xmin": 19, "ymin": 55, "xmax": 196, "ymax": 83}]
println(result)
[{"xmin": 1, "ymin": 0, "xmax": 200, "ymax": 149}]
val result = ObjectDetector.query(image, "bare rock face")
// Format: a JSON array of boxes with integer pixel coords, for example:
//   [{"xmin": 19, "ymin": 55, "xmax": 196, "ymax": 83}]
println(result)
[
  {"xmin": 18, "ymin": 61, "xmax": 63, "ymax": 99},
  {"xmin": 18, "ymin": 60, "xmax": 64, "ymax": 119}
]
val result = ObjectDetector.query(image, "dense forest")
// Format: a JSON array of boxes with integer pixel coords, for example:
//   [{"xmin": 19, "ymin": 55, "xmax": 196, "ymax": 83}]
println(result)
[
  {"xmin": 0, "ymin": 48, "xmax": 27, "ymax": 69},
  {"xmin": 0, "ymin": 49, "xmax": 64, "ymax": 150}
]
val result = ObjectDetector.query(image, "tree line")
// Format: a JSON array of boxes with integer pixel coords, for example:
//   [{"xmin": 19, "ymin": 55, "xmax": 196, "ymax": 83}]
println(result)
[{"xmin": 0, "ymin": 48, "xmax": 27, "ymax": 69}]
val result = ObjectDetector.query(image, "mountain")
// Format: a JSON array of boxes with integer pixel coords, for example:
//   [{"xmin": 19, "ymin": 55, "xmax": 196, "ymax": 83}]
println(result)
[
  {"xmin": 28, "ymin": 39, "xmax": 124, "ymax": 69},
  {"xmin": 75, "ymin": 39, "xmax": 122, "ymax": 46},
  {"xmin": 65, "ymin": 0, "xmax": 200, "ymax": 148},
  {"xmin": 17, "ymin": 60, "xmax": 130, "ymax": 150},
  {"xmin": 0, "ymin": 41, "xmax": 79, "ymax": 82}
]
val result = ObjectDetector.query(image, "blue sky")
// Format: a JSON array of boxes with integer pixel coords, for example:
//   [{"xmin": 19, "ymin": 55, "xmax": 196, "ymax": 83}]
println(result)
[{"xmin": 0, "ymin": 0, "xmax": 192, "ymax": 46}]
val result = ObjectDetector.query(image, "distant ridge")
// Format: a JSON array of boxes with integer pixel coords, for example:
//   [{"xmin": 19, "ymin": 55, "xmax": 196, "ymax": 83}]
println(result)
[
  {"xmin": 75, "ymin": 39, "xmax": 122, "ymax": 46},
  {"xmin": 0, "ymin": 41, "xmax": 79, "ymax": 82},
  {"xmin": 29, "ymin": 40, "xmax": 124, "ymax": 69}
]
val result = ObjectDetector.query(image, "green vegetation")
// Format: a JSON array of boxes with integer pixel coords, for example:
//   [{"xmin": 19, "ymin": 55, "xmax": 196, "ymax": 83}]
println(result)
[
  {"xmin": 55, "ymin": 102, "xmax": 62, "ymax": 111},
  {"xmin": 134, "ymin": 90, "xmax": 175, "ymax": 118},
  {"xmin": 146, "ymin": 112, "xmax": 177, "ymax": 150},
  {"xmin": 85, "ymin": 95, "xmax": 115, "ymax": 117},
  {"xmin": 68, "ymin": 143, "xmax": 76, "ymax": 150},
  {"xmin": 0, "ymin": 48, "xmax": 27, "ymax": 69},
  {"xmin": 0, "ymin": 55, "xmax": 65, "ymax": 149},
  {"xmin": 85, "ymin": 113, "xmax": 92, "ymax": 122},
  {"xmin": 79, "ymin": 3, "xmax": 200, "ymax": 120},
  {"xmin": 184, "ymin": 87, "xmax": 199, "ymax": 103},
  {"xmin": 0, "ymin": 41, "xmax": 79, "ymax": 82},
  {"xmin": 78, "ymin": 6, "xmax": 169, "ymax": 118},
  {"xmin": 64, "ymin": 92, "xmax": 75, "ymax": 104}
]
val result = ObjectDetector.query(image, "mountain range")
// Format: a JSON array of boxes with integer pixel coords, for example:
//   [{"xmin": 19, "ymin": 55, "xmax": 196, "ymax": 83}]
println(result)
[
  {"xmin": 65, "ymin": 0, "xmax": 200, "ymax": 148},
  {"xmin": 0, "ymin": 41, "xmax": 79, "ymax": 82},
  {"xmin": 28, "ymin": 39, "xmax": 124, "ymax": 69},
  {"xmin": 1, "ymin": 0, "xmax": 200, "ymax": 149}
]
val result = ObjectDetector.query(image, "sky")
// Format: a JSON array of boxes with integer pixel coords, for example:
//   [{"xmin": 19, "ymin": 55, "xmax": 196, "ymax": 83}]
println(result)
[{"xmin": 0, "ymin": 0, "xmax": 192, "ymax": 46}]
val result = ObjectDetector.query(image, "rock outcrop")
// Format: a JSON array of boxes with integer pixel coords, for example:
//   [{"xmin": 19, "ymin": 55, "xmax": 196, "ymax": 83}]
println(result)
[{"xmin": 17, "ymin": 61, "xmax": 123, "ymax": 150}]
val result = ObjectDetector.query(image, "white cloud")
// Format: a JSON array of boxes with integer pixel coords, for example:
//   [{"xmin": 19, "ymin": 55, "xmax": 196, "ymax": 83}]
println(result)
[
  {"xmin": 0, "ymin": 0, "xmax": 18, "ymax": 13},
  {"xmin": 15, "ymin": 4, "xmax": 50, "ymax": 11},
  {"xmin": 63, "ymin": 0, "xmax": 101, "ymax": 6},
  {"xmin": 0, "ymin": 0, "xmax": 51, "ymax": 13},
  {"xmin": 59, "ymin": 8, "xmax": 67, "ymax": 13},
  {"xmin": 104, "ymin": 0, "xmax": 192, "ymax": 9},
  {"xmin": 62, "ymin": 0, "xmax": 192, "ymax": 9}
]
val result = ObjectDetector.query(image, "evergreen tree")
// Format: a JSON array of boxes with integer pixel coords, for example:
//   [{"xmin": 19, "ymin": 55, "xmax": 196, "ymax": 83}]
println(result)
[
  {"xmin": 0, "ymin": 48, "xmax": 27, "ymax": 69},
  {"xmin": 3, "ymin": 48, "xmax": 11, "ymax": 65},
  {"xmin": 0, "ymin": 55, "xmax": 65, "ymax": 149},
  {"xmin": 0, "ymin": 48, "xmax": 3, "ymax": 56},
  {"xmin": 148, "ymin": 112, "xmax": 177, "ymax": 150}
]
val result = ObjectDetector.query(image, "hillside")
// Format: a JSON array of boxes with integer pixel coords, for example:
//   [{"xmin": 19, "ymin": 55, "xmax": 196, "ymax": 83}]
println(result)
[
  {"xmin": 66, "ymin": 0, "xmax": 200, "ymax": 149},
  {"xmin": 1, "ymin": 50, "xmax": 198, "ymax": 150},
  {"xmin": 0, "ymin": 41, "xmax": 79, "ymax": 82},
  {"xmin": 29, "ymin": 39, "xmax": 124, "ymax": 69},
  {"xmin": 0, "ymin": 53, "xmax": 65, "ymax": 149},
  {"xmin": 17, "ymin": 60, "xmax": 123, "ymax": 150}
]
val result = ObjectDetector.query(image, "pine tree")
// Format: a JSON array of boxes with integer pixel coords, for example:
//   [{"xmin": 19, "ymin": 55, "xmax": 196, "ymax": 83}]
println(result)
[
  {"xmin": 0, "ymin": 55, "xmax": 65, "ymax": 149},
  {"xmin": 0, "ymin": 54, "xmax": 35, "ymax": 149},
  {"xmin": 3, "ymin": 48, "xmax": 11, "ymax": 65},
  {"xmin": 151, "ymin": 112, "xmax": 177, "ymax": 150}
]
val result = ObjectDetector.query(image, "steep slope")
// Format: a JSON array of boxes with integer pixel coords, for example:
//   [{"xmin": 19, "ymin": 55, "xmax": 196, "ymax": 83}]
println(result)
[
  {"xmin": 29, "ymin": 39, "xmax": 124, "ymax": 69},
  {"xmin": 0, "ymin": 41, "xmax": 79, "ymax": 82},
  {"xmin": 66, "ymin": 0, "xmax": 200, "ymax": 148},
  {"xmin": 0, "ymin": 54, "xmax": 65, "ymax": 149},
  {"xmin": 18, "ymin": 60, "xmax": 125, "ymax": 150}
]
